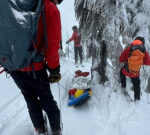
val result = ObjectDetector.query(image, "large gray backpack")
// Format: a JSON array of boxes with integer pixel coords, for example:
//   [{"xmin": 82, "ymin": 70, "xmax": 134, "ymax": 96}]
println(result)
[{"xmin": 0, "ymin": 0, "xmax": 45, "ymax": 70}]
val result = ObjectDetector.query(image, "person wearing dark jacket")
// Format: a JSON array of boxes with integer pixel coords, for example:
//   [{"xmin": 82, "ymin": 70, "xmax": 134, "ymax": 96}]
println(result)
[
  {"xmin": 119, "ymin": 37, "xmax": 150, "ymax": 102},
  {"xmin": 10, "ymin": 0, "xmax": 63, "ymax": 135},
  {"xmin": 66, "ymin": 26, "xmax": 83, "ymax": 65}
]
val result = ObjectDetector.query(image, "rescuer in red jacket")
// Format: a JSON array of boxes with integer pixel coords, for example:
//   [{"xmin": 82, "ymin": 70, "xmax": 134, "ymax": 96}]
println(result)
[
  {"xmin": 10, "ymin": 0, "xmax": 63, "ymax": 135},
  {"xmin": 66, "ymin": 26, "xmax": 83, "ymax": 65},
  {"xmin": 119, "ymin": 36, "xmax": 150, "ymax": 102}
]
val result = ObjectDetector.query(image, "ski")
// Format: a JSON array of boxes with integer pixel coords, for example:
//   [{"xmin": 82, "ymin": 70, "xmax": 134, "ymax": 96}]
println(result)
[{"xmin": 121, "ymin": 88, "xmax": 133, "ymax": 102}]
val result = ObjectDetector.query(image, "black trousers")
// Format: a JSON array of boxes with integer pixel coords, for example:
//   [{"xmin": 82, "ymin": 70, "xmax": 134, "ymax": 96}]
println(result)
[
  {"xmin": 11, "ymin": 69, "xmax": 60, "ymax": 132},
  {"xmin": 74, "ymin": 46, "xmax": 83, "ymax": 63},
  {"xmin": 120, "ymin": 71, "xmax": 141, "ymax": 100}
]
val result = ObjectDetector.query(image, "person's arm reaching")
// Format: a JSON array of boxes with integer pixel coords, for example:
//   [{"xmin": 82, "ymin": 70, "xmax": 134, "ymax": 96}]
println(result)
[{"xmin": 66, "ymin": 32, "xmax": 76, "ymax": 44}]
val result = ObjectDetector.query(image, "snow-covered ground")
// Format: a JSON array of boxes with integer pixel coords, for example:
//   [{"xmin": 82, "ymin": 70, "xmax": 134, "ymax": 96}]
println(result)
[
  {"xmin": 1, "ymin": 0, "xmax": 150, "ymax": 135},
  {"xmin": 1, "ymin": 57, "xmax": 150, "ymax": 135}
]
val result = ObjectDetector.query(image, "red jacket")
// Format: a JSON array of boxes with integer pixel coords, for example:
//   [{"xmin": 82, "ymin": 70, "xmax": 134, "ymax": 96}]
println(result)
[
  {"xmin": 119, "ymin": 43, "xmax": 150, "ymax": 78},
  {"xmin": 69, "ymin": 31, "xmax": 81, "ymax": 47},
  {"xmin": 20, "ymin": 0, "xmax": 61, "ymax": 71}
]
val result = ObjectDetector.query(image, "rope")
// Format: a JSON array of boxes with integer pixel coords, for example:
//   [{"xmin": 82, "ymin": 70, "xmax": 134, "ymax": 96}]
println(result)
[{"xmin": 58, "ymin": 82, "xmax": 68, "ymax": 91}]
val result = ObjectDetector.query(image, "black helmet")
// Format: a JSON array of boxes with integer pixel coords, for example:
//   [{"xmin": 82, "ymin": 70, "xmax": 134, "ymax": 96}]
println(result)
[
  {"xmin": 57, "ymin": 0, "xmax": 63, "ymax": 4},
  {"xmin": 135, "ymin": 36, "xmax": 145, "ymax": 45},
  {"xmin": 50, "ymin": 0, "xmax": 63, "ymax": 4},
  {"xmin": 72, "ymin": 26, "xmax": 77, "ymax": 30}
]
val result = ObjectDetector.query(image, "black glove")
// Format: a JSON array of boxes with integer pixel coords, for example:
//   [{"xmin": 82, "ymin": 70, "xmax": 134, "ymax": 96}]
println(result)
[
  {"xmin": 66, "ymin": 41, "xmax": 69, "ymax": 44},
  {"xmin": 57, "ymin": 0, "xmax": 63, "ymax": 4},
  {"xmin": 49, "ymin": 73, "xmax": 61, "ymax": 83},
  {"xmin": 47, "ymin": 66, "xmax": 61, "ymax": 83}
]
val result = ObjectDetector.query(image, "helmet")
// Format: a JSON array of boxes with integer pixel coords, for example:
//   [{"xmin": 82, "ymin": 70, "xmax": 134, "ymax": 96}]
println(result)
[
  {"xmin": 50, "ymin": 0, "xmax": 63, "ymax": 4},
  {"xmin": 72, "ymin": 26, "xmax": 77, "ymax": 30},
  {"xmin": 132, "ymin": 40, "xmax": 143, "ymax": 45},
  {"xmin": 135, "ymin": 36, "xmax": 145, "ymax": 45},
  {"xmin": 57, "ymin": 0, "xmax": 63, "ymax": 4}
]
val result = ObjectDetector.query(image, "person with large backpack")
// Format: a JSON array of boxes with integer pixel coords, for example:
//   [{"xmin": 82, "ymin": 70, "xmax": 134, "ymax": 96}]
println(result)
[
  {"xmin": 0, "ymin": 0, "xmax": 63, "ymax": 135},
  {"xmin": 119, "ymin": 37, "xmax": 150, "ymax": 102},
  {"xmin": 66, "ymin": 26, "xmax": 83, "ymax": 66}
]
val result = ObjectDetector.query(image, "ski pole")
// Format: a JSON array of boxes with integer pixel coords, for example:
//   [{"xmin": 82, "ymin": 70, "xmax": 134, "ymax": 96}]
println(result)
[
  {"xmin": 68, "ymin": 43, "xmax": 70, "ymax": 59},
  {"xmin": 57, "ymin": 83, "xmax": 63, "ymax": 130}
]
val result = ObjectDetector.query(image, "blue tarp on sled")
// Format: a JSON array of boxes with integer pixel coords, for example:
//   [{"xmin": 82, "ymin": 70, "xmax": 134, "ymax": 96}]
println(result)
[{"xmin": 68, "ymin": 89, "xmax": 92, "ymax": 107}]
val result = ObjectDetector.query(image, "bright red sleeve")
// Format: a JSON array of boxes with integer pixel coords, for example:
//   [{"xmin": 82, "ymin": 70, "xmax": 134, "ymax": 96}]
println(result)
[
  {"xmin": 44, "ymin": 2, "xmax": 61, "ymax": 69},
  {"xmin": 143, "ymin": 51, "xmax": 150, "ymax": 65},
  {"xmin": 119, "ymin": 48, "xmax": 129, "ymax": 63},
  {"xmin": 69, "ymin": 32, "xmax": 76, "ymax": 42}
]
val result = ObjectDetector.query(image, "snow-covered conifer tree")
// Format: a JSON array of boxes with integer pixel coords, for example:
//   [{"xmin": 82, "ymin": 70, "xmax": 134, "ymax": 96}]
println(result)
[{"xmin": 74, "ymin": 0, "xmax": 150, "ymax": 86}]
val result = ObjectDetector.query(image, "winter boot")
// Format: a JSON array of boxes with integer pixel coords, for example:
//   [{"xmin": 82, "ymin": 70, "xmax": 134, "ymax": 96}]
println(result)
[
  {"xmin": 80, "ymin": 62, "xmax": 84, "ymax": 67},
  {"xmin": 52, "ymin": 130, "xmax": 62, "ymax": 135},
  {"xmin": 75, "ymin": 62, "xmax": 78, "ymax": 67},
  {"xmin": 35, "ymin": 126, "xmax": 45, "ymax": 135},
  {"xmin": 135, "ymin": 99, "xmax": 140, "ymax": 104}
]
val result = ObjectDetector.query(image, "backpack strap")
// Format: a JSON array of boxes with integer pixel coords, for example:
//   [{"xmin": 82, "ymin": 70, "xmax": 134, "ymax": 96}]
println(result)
[
  {"xmin": 41, "ymin": 2, "xmax": 48, "ymax": 49},
  {"xmin": 31, "ymin": 2, "xmax": 48, "ymax": 79}
]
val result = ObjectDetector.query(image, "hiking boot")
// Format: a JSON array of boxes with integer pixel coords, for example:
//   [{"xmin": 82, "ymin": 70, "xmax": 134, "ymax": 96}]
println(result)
[
  {"xmin": 75, "ymin": 62, "xmax": 78, "ymax": 67},
  {"xmin": 35, "ymin": 126, "xmax": 45, "ymax": 135},
  {"xmin": 135, "ymin": 99, "xmax": 140, "ymax": 104},
  {"xmin": 52, "ymin": 130, "xmax": 62, "ymax": 135},
  {"xmin": 80, "ymin": 61, "xmax": 84, "ymax": 67}
]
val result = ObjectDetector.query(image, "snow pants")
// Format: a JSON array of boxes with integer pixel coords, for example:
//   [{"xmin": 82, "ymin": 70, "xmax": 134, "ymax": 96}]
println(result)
[
  {"xmin": 120, "ymin": 71, "xmax": 141, "ymax": 100},
  {"xmin": 10, "ymin": 69, "xmax": 60, "ymax": 132},
  {"xmin": 74, "ymin": 46, "xmax": 83, "ymax": 63}
]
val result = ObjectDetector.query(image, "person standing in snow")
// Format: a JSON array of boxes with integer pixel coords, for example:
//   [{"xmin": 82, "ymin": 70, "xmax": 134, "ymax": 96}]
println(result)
[
  {"xmin": 10, "ymin": 0, "xmax": 63, "ymax": 135},
  {"xmin": 66, "ymin": 26, "xmax": 83, "ymax": 65},
  {"xmin": 119, "ymin": 36, "xmax": 150, "ymax": 102}
]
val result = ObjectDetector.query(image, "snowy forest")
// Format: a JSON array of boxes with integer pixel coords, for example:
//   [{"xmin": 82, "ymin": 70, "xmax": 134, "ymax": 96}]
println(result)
[
  {"xmin": 1, "ymin": 0, "xmax": 150, "ymax": 135},
  {"xmin": 75, "ymin": 0, "xmax": 150, "ymax": 86}
]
